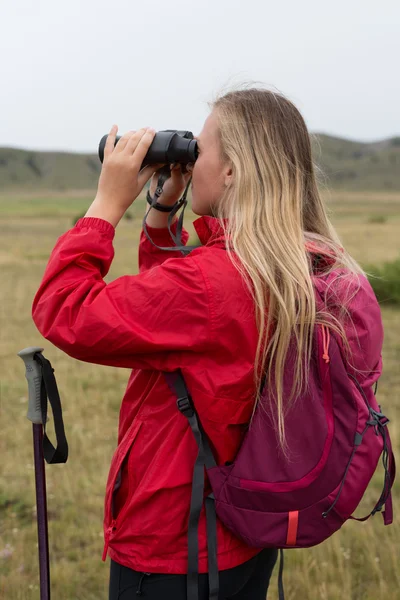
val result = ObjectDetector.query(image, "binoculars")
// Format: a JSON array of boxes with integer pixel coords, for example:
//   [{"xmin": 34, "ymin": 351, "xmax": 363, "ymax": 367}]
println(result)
[{"xmin": 98, "ymin": 130, "xmax": 198, "ymax": 170}]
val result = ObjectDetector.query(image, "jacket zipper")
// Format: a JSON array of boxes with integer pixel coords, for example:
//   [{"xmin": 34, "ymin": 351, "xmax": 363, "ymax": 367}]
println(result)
[
  {"xmin": 102, "ymin": 483, "xmax": 134, "ymax": 561},
  {"xmin": 102, "ymin": 518, "xmax": 117, "ymax": 561},
  {"xmin": 101, "ymin": 420, "xmax": 144, "ymax": 561}
]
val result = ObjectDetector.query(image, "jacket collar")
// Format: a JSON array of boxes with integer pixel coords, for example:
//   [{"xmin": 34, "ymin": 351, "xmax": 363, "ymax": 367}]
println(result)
[
  {"xmin": 192, "ymin": 216, "xmax": 338, "ymax": 267},
  {"xmin": 193, "ymin": 216, "xmax": 228, "ymax": 247}
]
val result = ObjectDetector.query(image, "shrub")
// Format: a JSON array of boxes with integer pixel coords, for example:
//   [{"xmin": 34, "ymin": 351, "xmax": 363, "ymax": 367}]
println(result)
[
  {"xmin": 367, "ymin": 214, "xmax": 387, "ymax": 224},
  {"xmin": 365, "ymin": 256, "xmax": 400, "ymax": 305}
]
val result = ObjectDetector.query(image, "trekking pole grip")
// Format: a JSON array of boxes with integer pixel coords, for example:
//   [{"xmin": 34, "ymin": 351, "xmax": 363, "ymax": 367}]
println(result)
[{"xmin": 17, "ymin": 347, "xmax": 47, "ymax": 424}]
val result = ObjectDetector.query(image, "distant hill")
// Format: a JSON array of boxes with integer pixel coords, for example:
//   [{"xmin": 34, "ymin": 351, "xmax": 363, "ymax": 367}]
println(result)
[
  {"xmin": 0, "ymin": 134, "xmax": 399, "ymax": 192},
  {"xmin": 0, "ymin": 147, "xmax": 101, "ymax": 192},
  {"xmin": 311, "ymin": 134, "xmax": 400, "ymax": 191}
]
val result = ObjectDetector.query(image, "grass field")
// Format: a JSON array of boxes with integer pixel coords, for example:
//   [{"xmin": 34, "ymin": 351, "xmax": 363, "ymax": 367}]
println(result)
[{"xmin": 0, "ymin": 190, "xmax": 399, "ymax": 600}]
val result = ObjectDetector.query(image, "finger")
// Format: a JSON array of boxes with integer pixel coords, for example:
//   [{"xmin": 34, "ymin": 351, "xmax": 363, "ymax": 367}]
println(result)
[
  {"xmin": 170, "ymin": 165, "xmax": 183, "ymax": 183},
  {"xmin": 131, "ymin": 128, "xmax": 156, "ymax": 165},
  {"xmin": 183, "ymin": 171, "xmax": 193, "ymax": 185},
  {"xmin": 149, "ymin": 170, "xmax": 160, "ymax": 195},
  {"xmin": 125, "ymin": 127, "xmax": 150, "ymax": 155},
  {"xmin": 104, "ymin": 125, "xmax": 118, "ymax": 160},
  {"xmin": 140, "ymin": 162, "xmax": 165, "ymax": 173},
  {"xmin": 115, "ymin": 129, "xmax": 139, "ymax": 152}
]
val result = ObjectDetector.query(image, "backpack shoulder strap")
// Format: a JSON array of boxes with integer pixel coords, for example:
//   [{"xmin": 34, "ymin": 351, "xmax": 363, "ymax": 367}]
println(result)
[{"xmin": 164, "ymin": 370, "xmax": 219, "ymax": 600}]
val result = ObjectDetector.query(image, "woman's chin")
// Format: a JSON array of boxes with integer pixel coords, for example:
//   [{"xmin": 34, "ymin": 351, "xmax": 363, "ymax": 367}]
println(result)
[
  {"xmin": 191, "ymin": 198, "xmax": 213, "ymax": 216},
  {"xmin": 191, "ymin": 198, "xmax": 202, "ymax": 216}
]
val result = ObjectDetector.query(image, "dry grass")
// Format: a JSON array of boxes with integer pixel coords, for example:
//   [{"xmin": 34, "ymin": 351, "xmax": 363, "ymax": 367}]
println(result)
[{"xmin": 0, "ymin": 191, "xmax": 399, "ymax": 599}]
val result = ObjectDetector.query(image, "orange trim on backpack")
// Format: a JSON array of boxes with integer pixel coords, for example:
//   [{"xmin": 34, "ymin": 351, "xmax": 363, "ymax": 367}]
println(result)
[{"xmin": 286, "ymin": 510, "xmax": 299, "ymax": 546}]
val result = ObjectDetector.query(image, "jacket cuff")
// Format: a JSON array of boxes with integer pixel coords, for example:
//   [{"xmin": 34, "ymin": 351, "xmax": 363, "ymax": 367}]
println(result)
[{"xmin": 74, "ymin": 217, "xmax": 116, "ymax": 239}]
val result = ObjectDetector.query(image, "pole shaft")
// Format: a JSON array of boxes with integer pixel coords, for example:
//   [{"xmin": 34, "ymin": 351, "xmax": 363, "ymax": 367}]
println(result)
[{"xmin": 33, "ymin": 423, "xmax": 50, "ymax": 600}]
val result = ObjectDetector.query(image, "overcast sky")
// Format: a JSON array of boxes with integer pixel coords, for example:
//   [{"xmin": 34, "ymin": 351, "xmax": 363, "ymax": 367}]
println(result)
[{"xmin": 1, "ymin": 0, "xmax": 399, "ymax": 153}]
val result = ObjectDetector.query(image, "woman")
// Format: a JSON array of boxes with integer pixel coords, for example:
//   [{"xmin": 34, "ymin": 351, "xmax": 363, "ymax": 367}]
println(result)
[{"xmin": 32, "ymin": 88, "xmax": 366, "ymax": 599}]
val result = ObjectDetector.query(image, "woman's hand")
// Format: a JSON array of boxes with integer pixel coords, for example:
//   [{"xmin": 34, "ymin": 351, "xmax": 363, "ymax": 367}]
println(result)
[
  {"xmin": 149, "ymin": 163, "xmax": 193, "ymax": 207},
  {"xmin": 94, "ymin": 125, "xmax": 162, "ymax": 215}
]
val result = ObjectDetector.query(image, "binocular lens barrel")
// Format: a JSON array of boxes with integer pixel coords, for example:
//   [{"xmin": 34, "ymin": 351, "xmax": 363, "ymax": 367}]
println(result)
[{"xmin": 98, "ymin": 130, "xmax": 198, "ymax": 169}]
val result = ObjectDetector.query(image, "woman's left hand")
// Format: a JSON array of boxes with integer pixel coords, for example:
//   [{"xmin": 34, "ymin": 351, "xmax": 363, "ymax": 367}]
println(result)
[{"xmin": 94, "ymin": 125, "xmax": 163, "ymax": 215}]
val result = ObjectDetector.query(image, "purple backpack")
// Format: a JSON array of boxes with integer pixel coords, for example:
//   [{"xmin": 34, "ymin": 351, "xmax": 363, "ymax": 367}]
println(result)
[{"xmin": 164, "ymin": 269, "xmax": 396, "ymax": 600}]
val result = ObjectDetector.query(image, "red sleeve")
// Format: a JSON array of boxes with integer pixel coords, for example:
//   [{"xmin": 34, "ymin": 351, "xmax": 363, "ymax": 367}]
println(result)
[
  {"xmin": 31, "ymin": 217, "xmax": 213, "ymax": 371},
  {"xmin": 139, "ymin": 220, "xmax": 189, "ymax": 273}
]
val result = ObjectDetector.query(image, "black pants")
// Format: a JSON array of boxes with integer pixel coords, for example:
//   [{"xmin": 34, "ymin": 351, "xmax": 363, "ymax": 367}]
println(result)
[{"xmin": 109, "ymin": 548, "xmax": 278, "ymax": 599}]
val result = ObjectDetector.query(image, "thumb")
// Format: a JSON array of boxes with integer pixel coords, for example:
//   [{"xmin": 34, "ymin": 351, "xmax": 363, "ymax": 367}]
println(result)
[{"xmin": 170, "ymin": 164, "xmax": 183, "ymax": 182}]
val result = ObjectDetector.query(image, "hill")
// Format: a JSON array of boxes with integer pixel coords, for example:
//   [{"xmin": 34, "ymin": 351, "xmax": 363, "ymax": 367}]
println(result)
[
  {"xmin": 0, "ymin": 134, "xmax": 399, "ymax": 192},
  {"xmin": 0, "ymin": 147, "xmax": 101, "ymax": 192},
  {"xmin": 312, "ymin": 134, "xmax": 400, "ymax": 191}
]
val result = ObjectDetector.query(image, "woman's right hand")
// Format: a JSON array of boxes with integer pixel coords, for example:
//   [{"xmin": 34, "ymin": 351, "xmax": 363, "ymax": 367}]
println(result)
[{"xmin": 149, "ymin": 163, "xmax": 193, "ymax": 207}]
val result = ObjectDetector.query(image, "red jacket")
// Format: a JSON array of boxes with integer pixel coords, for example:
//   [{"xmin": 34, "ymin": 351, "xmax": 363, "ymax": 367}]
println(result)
[{"xmin": 32, "ymin": 214, "xmax": 267, "ymax": 574}]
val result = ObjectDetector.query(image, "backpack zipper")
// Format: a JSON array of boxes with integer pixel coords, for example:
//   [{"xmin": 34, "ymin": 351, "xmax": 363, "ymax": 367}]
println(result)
[
  {"xmin": 319, "ymin": 323, "xmax": 365, "ymax": 518},
  {"xmin": 320, "ymin": 331, "xmax": 388, "ymax": 520}
]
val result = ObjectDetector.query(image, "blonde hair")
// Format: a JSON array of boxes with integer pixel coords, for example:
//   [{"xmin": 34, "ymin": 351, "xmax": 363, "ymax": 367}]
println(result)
[{"xmin": 210, "ymin": 86, "xmax": 364, "ymax": 453}]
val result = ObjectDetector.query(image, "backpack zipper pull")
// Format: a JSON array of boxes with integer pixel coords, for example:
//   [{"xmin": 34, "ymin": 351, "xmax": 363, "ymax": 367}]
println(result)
[
  {"xmin": 321, "ymin": 325, "xmax": 330, "ymax": 363},
  {"xmin": 102, "ymin": 519, "xmax": 117, "ymax": 561}
]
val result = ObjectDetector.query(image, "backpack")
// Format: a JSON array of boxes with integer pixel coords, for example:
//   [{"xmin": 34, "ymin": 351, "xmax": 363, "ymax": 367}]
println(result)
[{"xmin": 163, "ymin": 268, "xmax": 396, "ymax": 600}]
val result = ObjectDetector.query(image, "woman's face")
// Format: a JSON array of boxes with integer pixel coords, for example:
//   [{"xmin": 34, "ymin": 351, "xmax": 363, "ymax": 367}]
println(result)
[{"xmin": 187, "ymin": 110, "xmax": 232, "ymax": 216}]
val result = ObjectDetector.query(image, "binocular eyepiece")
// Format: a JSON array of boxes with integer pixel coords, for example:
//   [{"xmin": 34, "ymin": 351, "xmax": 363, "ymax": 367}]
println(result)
[{"xmin": 98, "ymin": 130, "xmax": 198, "ymax": 170}]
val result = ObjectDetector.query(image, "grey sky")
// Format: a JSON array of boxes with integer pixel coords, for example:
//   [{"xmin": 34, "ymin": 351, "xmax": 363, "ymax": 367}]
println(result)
[{"xmin": 1, "ymin": 0, "xmax": 399, "ymax": 153}]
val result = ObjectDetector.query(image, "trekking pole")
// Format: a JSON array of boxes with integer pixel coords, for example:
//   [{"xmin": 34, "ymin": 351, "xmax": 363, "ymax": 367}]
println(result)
[{"xmin": 17, "ymin": 347, "xmax": 69, "ymax": 600}]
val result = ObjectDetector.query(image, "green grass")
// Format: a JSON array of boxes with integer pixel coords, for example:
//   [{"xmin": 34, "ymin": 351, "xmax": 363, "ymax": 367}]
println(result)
[{"xmin": 0, "ymin": 190, "xmax": 399, "ymax": 599}]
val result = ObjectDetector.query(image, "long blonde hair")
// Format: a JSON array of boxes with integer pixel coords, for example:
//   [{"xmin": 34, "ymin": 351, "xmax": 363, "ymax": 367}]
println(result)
[{"xmin": 210, "ymin": 86, "xmax": 364, "ymax": 453}]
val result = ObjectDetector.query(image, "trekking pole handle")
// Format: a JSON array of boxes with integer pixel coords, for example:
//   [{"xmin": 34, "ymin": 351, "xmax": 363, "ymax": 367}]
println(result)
[{"xmin": 17, "ymin": 347, "xmax": 48, "ymax": 425}]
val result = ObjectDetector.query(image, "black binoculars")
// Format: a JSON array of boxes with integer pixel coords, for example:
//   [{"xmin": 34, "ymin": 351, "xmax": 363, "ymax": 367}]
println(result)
[{"xmin": 98, "ymin": 130, "xmax": 198, "ymax": 170}]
